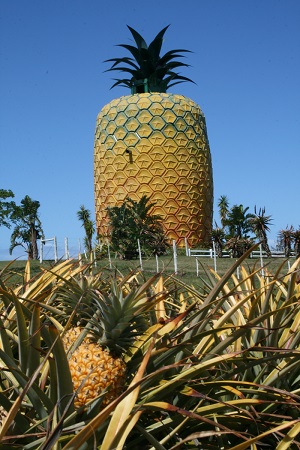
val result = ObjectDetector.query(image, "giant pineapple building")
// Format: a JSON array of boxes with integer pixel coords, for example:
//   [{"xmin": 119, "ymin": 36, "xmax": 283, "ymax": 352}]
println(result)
[{"xmin": 94, "ymin": 26, "xmax": 213, "ymax": 247}]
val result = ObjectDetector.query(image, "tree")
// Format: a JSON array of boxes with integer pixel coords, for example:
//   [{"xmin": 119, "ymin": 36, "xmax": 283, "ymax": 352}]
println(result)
[
  {"xmin": 107, "ymin": 200, "xmax": 135, "ymax": 258},
  {"xmin": 10, "ymin": 195, "xmax": 44, "ymax": 259},
  {"xmin": 249, "ymin": 206, "xmax": 272, "ymax": 257},
  {"xmin": 218, "ymin": 195, "xmax": 229, "ymax": 230},
  {"xmin": 77, "ymin": 205, "xmax": 95, "ymax": 255},
  {"xmin": 225, "ymin": 236, "xmax": 253, "ymax": 258},
  {"xmin": 223, "ymin": 203, "xmax": 254, "ymax": 258},
  {"xmin": 0, "ymin": 189, "xmax": 15, "ymax": 229},
  {"xmin": 225, "ymin": 204, "xmax": 254, "ymax": 240},
  {"xmin": 107, "ymin": 195, "xmax": 170, "ymax": 259},
  {"xmin": 278, "ymin": 226, "xmax": 294, "ymax": 257},
  {"xmin": 293, "ymin": 227, "xmax": 300, "ymax": 259},
  {"xmin": 211, "ymin": 223, "xmax": 226, "ymax": 257}
]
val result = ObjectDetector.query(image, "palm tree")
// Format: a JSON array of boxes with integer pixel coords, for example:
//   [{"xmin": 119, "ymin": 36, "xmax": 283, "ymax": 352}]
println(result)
[
  {"xmin": 249, "ymin": 206, "xmax": 272, "ymax": 257},
  {"xmin": 107, "ymin": 200, "xmax": 135, "ymax": 258},
  {"xmin": 278, "ymin": 226, "xmax": 294, "ymax": 257},
  {"xmin": 225, "ymin": 236, "xmax": 253, "ymax": 258},
  {"xmin": 218, "ymin": 195, "xmax": 229, "ymax": 229},
  {"xmin": 223, "ymin": 204, "xmax": 254, "ymax": 258},
  {"xmin": 9, "ymin": 195, "xmax": 44, "ymax": 259},
  {"xmin": 104, "ymin": 25, "xmax": 194, "ymax": 94},
  {"xmin": 293, "ymin": 227, "xmax": 300, "ymax": 259},
  {"xmin": 107, "ymin": 195, "xmax": 169, "ymax": 258},
  {"xmin": 127, "ymin": 196, "xmax": 170, "ymax": 256},
  {"xmin": 77, "ymin": 205, "xmax": 95, "ymax": 255},
  {"xmin": 211, "ymin": 223, "xmax": 226, "ymax": 257},
  {"xmin": 225, "ymin": 204, "xmax": 254, "ymax": 240}
]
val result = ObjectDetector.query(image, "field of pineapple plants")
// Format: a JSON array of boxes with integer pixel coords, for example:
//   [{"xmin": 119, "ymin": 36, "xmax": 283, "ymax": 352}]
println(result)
[{"xmin": 0, "ymin": 247, "xmax": 300, "ymax": 449}]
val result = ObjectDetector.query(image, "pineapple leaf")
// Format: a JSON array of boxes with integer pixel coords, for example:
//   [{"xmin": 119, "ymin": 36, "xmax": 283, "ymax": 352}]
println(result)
[
  {"xmin": 26, "ymin": 303, "xmax": 41, "ymax": 378},
  {"xmin": 148, "ymin": 24, "xmax": 170, "ymax": 60},
  {"xmin": 44, "ymin": 325, "xmax": 75, "ymax": 418},
  {"xmin": 0, "ymin": 347, "xmax": 53, "ymax": 438},
  {"xmin": 127, "ymin": 25, "xmax": 148, "ymax": 50},
  {"xmin": 94, "ymin": 339, "xmax": 154, "ymax": 450},
  {"xmin": 276, "ymin": 421, "xmax": 300, "ymax": 450},
  {"xmin": 105, "ymin": 25, "xmax": 194, "ymax": 92},
  {"xmin": 0, "ymin": 316, "xmax": 14, "ymax": 359},
  {"xmin": 228, "ymin": 419, "xmax": 300, "ymax": 450},
  {"xmin": 0, "ymin": 391, "xmax": 29, "ymax": 434},
  {"xmin": 6, "ymin": 289, "xmax": 30, "ymax": 374}
]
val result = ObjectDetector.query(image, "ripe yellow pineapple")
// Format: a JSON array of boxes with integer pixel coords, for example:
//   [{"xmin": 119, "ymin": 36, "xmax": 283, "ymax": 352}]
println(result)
[
  {"xmin": 94, "ymin": 26, "xmax": 213, "ymax": 247},
  {"xmin": 61, "ymin": 276, "xmax": 155, "ymax": 408},
  {"xmin": 63, "ymin": 327, "xmax": 126, "ymax": 408}
]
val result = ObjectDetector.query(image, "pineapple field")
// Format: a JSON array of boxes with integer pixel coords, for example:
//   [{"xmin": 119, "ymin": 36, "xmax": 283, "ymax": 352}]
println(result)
[{"xmin": 0, "ymin": 250, "xmax": 300, "ymax": 449}]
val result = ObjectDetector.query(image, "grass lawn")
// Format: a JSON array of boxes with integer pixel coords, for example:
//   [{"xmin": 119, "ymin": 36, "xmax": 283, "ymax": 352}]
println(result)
[{"xmin": 0, "ymin": 250, "xmax": 294, "ymax": 289}]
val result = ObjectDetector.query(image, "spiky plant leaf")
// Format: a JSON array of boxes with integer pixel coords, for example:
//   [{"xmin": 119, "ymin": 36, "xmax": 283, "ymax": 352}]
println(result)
[
  {"xmin": 26, "ymin": 304, "xmax": 41, "ymax": 378},
  {"xmin": 104, "ymin": 25, "xmax": 194, "ymax": 93},
  {"xmin": 46, "ymin": 325, "xmax": 75, "ymax": 418}
]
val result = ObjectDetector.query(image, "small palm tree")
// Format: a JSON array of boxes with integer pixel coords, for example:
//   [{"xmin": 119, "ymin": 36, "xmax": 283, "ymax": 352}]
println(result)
[
  {"xmin": 222, "ymin": 204, "xmax": 254, "ymax": 257},
  {"xmin": 107, "ymin": 200, "xmax": 135, "ymax": 258},
  {"xmin": 9, "ymin": 195, "xmax": 44, "ymax": 259},
  {"xmin": 225, "ymin": 204, "xmax": 254, "ymax": 240},
  {"xmin": 77, "ymin": 205, "xmax": 95, "ymax": 254},
  {"xmin": 211, "ymin": 223, "xmax": 226, "ymax": 257},
  {"xmin": 107, "ymin": 195, "xmax": 169, "ymax": 258},
  {"xmin": 217, "ymin": 195, "xmax": 229, "ymax": 229},
  {"xmin": 249, "ymin": 206, "xmax": 272, "ymax": 257},
  {"xmin": 292, "ymin": 227, "xmax": 300, "ymax": 259},
  {"xmin": 278, "ymin": 225, "xmax": 294, "ymax": 257},
  {"xmin": 225, "ymin": 236, "xmax": 253, "ymax": 258},
  {"xmin": 129, "ymin": 196, "xmax": 170, "ymax": 256}
]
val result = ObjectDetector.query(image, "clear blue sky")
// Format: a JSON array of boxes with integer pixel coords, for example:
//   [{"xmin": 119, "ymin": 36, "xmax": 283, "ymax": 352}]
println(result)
[{"xmin": 1, "ymin": 0, "xmax": 299, "ymax": 259}]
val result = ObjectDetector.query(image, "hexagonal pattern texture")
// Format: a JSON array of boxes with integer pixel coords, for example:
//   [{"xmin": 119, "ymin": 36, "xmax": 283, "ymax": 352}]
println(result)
[{"xmin": 94, "ymin": 93, "xmax": 213, "ymax": 247}]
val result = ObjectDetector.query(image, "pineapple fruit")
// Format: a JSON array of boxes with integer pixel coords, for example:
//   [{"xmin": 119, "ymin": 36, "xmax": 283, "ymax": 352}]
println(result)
[
  {"xmin": 63, "ymin": 327, "xmax": 126, "ymax": 409},
  {"xmin": 60, "ymin": 274, "xmax": 156, "ymax": 409},
  {"xmin": 94, "ymin": 26, "xmax": 213, "ymax": 247}
]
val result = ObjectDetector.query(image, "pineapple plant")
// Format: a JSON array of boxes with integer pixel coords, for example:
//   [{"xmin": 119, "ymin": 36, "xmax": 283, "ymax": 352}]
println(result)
[
  {"xmin": 94, "ymin": 25, "xmax": 213, "ymax": 247},
  {"xmin": 55, "ymin": 269, "xmax": 161, "ymax": 409}
]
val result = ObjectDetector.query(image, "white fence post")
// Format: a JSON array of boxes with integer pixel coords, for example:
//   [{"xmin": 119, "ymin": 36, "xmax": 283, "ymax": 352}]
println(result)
[
  {"xmin": 40, "ymin": 240, "xmax": 43, "ymax": 263},
  {"xmin": 137, "ymin": 239, "xmax": 143, "ymax": 270},
  {"xmin": 64, "ymin": 237, "xmax": 70, "ymax": 260},
  {"xmin": 107, "ymin": 242, "xmax": 112, "ymax": 269},
  {"xmin": 156, "ymin": 254, "xmax": 159, "ymax": 273},
  {"xmin": 196, "ymin": 257, "xmax": 199, "ymax": 277},
  {"xmin": 184, "ymin": 237, "xmax": 189, "ymax": 256},
  {"xmin": 173, "ymin": 240, "xmax": 178, "ymax": 275},
  {"xmin": 54, "ymin": 236, "xmax": 58, "ymax": 263},
  {"xmin": 212, "ymin": 241, "xmax": 217, "ymax": 273},
  {"xmin": 259, "ymin": 243, "xmax": 264, "ymax": 277}
]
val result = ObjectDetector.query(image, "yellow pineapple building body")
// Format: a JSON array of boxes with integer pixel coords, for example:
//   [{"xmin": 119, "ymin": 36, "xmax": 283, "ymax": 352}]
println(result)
[{"xmin": 94, "ymin": 92, "xmax": 213, "ymax": 247}]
